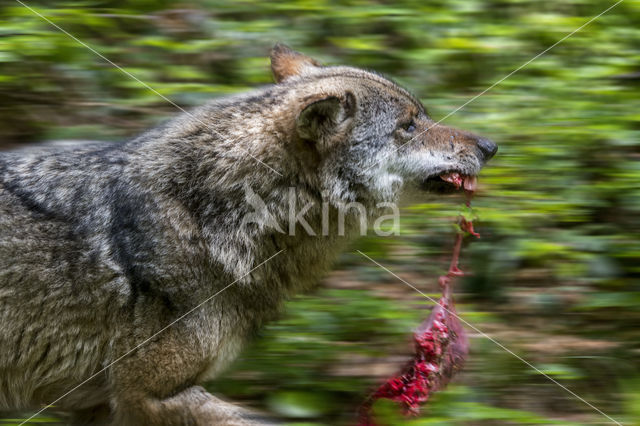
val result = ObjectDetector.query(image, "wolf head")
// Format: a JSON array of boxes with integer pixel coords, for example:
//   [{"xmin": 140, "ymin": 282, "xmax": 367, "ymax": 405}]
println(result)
[{"xmin": 270, "ymin": 43, "xmax": 497, "ymax": 204}]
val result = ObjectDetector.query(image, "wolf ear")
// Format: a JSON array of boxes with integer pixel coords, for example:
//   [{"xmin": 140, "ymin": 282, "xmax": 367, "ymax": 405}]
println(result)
[
  {"xmin": 297, "ymin": 92, "xmax": 356, "ymax": 141},
  {"xmin": 270, "ymin": 43, "xmax": 321, "ymax": 83}
]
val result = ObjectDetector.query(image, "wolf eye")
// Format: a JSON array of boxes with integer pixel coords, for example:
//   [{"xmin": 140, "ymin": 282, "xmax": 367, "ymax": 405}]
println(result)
[{"xmin": 401, "ymin": 119, "xmax": 416, "ymax": 133}]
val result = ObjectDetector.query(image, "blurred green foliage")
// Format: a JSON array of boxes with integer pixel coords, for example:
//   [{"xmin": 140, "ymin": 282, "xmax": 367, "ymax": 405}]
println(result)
[{"xmin": 1, "ymin": 0, "xmax": 639, "ymax": 425}]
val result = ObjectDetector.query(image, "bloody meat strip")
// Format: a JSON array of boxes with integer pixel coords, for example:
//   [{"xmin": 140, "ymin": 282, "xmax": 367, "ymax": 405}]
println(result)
[{"xmin": 359, "ymin": 187, "xmax": 477, "ymax": 425}]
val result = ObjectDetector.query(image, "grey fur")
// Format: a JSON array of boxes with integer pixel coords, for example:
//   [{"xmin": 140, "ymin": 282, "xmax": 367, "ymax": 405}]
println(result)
[{"xmin": 0, "ymin": 45, "xmax": 495, "ymax": 425}]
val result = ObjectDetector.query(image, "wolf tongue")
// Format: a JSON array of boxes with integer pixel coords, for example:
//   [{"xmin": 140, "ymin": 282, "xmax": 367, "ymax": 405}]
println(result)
[{"xmin": 463, "ymin": 176, "xmax": 477, "ymax": 192}]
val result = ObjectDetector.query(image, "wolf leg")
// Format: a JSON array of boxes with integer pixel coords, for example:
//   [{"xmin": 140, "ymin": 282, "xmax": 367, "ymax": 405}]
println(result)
[
  {"xmin": 112, "ymin": 385, "xmax": 275, "ymax": 426},
  {"xmin": 109, "ymin": 325, "xmax": 275, "ymax": 425}
]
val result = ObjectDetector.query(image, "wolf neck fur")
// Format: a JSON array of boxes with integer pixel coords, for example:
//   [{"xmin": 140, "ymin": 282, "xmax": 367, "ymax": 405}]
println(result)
[{"xmin": 127, "ymin": 92, "xmax": 364, "ymax": 293}]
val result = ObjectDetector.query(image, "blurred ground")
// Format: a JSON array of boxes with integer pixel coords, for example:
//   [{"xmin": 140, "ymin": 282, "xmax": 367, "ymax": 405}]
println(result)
[{"xmin": 1, "ymin": 1, "xmax": 639, "ymax": 425}]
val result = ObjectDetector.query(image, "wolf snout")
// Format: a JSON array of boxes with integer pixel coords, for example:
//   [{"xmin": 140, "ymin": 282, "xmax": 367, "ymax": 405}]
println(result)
[{"xmin": 475, "ymin": 137, "xmax": 498, "ymax": 161}]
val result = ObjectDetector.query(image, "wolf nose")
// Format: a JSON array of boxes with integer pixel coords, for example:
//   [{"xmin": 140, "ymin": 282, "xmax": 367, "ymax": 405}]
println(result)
[{"xmin": 476, "ymin": 137, "xmax": 498, "ymax": 161}]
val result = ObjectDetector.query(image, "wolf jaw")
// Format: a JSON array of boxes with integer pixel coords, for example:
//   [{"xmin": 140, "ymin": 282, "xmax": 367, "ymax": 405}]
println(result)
[{"xmin": 371, "ymin": 147, "xmax": 483, "ymax": 197}]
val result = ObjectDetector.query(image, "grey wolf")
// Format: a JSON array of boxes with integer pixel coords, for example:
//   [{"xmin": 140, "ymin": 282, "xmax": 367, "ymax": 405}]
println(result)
[{"xmin": 0, "ymin": 44, "xmax": 496, "ymax": 425}]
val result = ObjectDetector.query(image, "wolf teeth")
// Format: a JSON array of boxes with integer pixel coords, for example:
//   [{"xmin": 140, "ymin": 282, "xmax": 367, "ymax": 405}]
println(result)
[
  {"xmin": 439, "ymin": 173, "xmax": 478, "ymax": 192},
  {"xmin": 439, "ymin": 172, "xmax": 463, "ymax": 188}
]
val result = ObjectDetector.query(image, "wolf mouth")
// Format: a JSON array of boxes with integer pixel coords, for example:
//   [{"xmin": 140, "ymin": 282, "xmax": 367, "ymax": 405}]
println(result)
[{"xmin": 420, "ymin": 172, "xmax": 477, "ymax": 194}]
